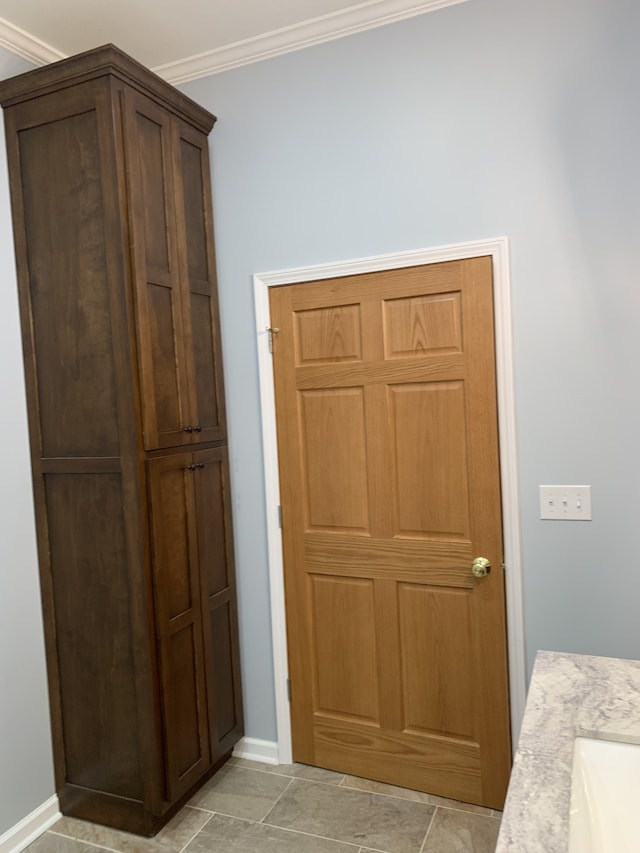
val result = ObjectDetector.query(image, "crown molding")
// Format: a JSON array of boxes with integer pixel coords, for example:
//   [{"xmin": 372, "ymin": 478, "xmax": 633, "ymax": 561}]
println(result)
[
  {"xmin": 0, "ymin": 15, "xmax": 65, "ymax": 66},
  {"xmin": 153, "ymin": 0, "xmax": 469, "ymax": 84},
  {"xmin": 0, "ymin": 0, "xmax": 468, "ymax": 84}
]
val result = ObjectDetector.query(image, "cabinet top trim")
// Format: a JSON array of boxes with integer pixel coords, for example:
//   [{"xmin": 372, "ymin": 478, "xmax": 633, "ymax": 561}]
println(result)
[{"xmin": 0, "ymin": 42, "xmax": 216, "ymax": 134}]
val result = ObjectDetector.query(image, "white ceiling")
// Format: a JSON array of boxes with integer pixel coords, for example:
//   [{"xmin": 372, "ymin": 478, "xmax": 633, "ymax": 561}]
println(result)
[{"xmin": 0, "ymin": 0, "xmax": 466, "ymax": 84}]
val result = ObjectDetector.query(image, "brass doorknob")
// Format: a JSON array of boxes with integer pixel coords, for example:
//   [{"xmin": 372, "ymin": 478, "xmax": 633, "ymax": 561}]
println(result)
[{"xmin": 472, "ymin": 557, "xmax": 491, "ymax": 578}]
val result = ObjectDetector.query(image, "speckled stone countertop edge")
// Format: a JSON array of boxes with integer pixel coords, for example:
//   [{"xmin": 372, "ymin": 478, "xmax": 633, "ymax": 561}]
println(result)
[{"xmin": 495, "ymin": 650, "xmax": 640, "ymax": 852}]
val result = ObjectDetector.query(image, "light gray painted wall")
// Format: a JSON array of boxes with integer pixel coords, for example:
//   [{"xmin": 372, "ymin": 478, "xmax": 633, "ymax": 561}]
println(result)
[
  {"xmin": 181, "ymin": 0, "xmax": 640, "ymax": 742},
  {"xmin": 0, "ymin": 49, "xmax": 56, "ymax": 835},
  {"xmin": 0, "ymin": 0, "xmax": 639, "ymax": 829}
]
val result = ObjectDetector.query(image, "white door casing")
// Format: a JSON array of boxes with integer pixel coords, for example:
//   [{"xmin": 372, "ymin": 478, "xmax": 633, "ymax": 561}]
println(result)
[{"xmin": 253, "ymin": 237, "xmax": 525, "ymax": 765}]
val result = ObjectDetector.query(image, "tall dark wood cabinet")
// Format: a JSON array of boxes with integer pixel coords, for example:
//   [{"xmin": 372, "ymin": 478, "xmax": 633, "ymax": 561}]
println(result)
[{"xmin": 0, "ymin": 45, "xmax": 243, "ymax": 835}]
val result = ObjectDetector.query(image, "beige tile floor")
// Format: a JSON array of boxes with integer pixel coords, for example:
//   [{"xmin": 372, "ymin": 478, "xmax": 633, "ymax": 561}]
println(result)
[{"xmin": 27, "ymin": 758, "xmax": 502, "ymax": 853}]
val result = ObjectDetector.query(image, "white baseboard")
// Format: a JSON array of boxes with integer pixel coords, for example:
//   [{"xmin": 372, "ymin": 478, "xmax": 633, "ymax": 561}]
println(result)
[
  {"xmin": 232, "ymin": 736, "xmax": 279, "ymax": 765},
  {"xmin": 0, "ymin": 797, "xmax": 60, "ymax": 853}
]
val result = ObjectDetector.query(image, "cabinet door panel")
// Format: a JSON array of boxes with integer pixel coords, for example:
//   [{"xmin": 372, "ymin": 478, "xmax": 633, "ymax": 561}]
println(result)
[
  {"xmin": 174, "ymin": 125, "xmax": 226, "ymax": 444},
  {"xmin": 192, "ymin": 448, "xmax": 243, "ymax": 760},
  {"xmin": 124, "ymin": 91, "xmax": 192, "ymax": 450},
  {"xmin": 148, "ymin": 453, "xmax": 211, "ymax": 800},
  {"xmin": 209, "ymin": 601, "xmax": 239, "ymax": 744}
]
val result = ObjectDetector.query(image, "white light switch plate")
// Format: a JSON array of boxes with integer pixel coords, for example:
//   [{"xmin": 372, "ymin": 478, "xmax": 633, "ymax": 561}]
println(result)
[{"xmin": 539, "ymin": 485, "xmax": 592, "ymax": 520}]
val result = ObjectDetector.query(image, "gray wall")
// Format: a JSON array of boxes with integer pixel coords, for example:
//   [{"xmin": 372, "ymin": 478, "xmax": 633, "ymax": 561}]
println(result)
[
  {"xmin": 0, "ymin": 49, "xmax": 56, "ymax": 835},
  {"xmin": 181, "ymin": 0, "xmax": 640, "ymax": 742},
  {"xmin": 1, "ymin": 0, "xmax": 640, "ymax": 830}
]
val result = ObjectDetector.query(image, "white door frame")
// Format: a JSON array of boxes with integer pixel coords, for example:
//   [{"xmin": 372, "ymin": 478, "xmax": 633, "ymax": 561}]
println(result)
[{"xmin": 253, "ymin": 237, "xmax": 525, "ymax": 764}]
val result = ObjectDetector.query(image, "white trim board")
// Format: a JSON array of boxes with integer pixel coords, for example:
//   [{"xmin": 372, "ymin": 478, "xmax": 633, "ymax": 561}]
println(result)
[
  {"xmin": 0, "ymin": 1, "xmax": 469, "ymax": 84},
  {"xmin": 232, "ymin": 736, "xmax": 280, "ymax": 766},
  {"xmin": 253, "ymin": 237, "xmax": 526, "ymax": 766},
  {"xmin": 0, "ymin": 796, "xmax": 60, "ymax": 853},
  {"xmin": 0, "ymin": 17, "xmax": 64, "ymax": 66},
  {"xmin": 154, "ymin": 0, "xmax": 470, "ymax": 83}
]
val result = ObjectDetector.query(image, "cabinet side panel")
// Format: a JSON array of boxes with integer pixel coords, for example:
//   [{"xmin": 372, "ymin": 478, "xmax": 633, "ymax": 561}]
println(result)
[
  {"xmin": 45, "ymin": 472, "xmax": 143, "ymax": 801},
  {"xmin": 18, "ymin": 112, "xmax": 120, "ymax": 458}
]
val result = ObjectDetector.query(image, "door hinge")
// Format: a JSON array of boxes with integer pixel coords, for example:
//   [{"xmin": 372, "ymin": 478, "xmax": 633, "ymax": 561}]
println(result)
[
  {"xmin": 266, "ymin": 326, "xmax": 280, "ymax": 354},
  {"xmin": 501, "ymin": 561, "xmax": 506, "ymax": 572},
  {"xmin": 286, "ymin": 678, "xmax": 291, "ymax": 702},
  {"xmin": 278, "ymin": 505, "xmax": 283, "ymax": 529}
]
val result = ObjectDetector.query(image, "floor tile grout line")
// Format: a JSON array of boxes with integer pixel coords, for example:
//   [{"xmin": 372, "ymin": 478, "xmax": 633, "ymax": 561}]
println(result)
[
  {"xmin": 188, "ymin": 808, "xmax": 383, "ymax": 852},
  {"xmin": 186, "ymin": 806, "xmax": 375, "ymax": 850},
  {"xmin": 47, "ymin": 829, "xmax": 125, "ymax": 853},
  {"xmin": 182, "ymin": 804, "xmax": 215, "ymax": 816},
  {"xmin": 257, "ymin": 775, "xmax": 297, "ymax": 823},
  {"xmin": 257, "ymin": 819, "xmax": 389, "ymax": 852},
  {"xmin": 176, "ymin": 809, "xmax": 215, "ymax": 853},
  {"xmin": 186, "ymin": 768, "xmax": 417, "ymax": 853},
  {"xmin": 233, "ymin": 760, "xmax": 495, "ymax": 818},
  {"xmin": 338, "ymin": 779, "xmax": 494, "ymax": 815},
  {"xmin": 418, "ymin": 805, "xmax": 439, "ymax": 853},
  {"xmin": 233, "ymin": 761, "xmax": 503, "ymax": 819},
  {"xmin": 229, "ymin": 761, "xmax": 348, "ymax": 788}
]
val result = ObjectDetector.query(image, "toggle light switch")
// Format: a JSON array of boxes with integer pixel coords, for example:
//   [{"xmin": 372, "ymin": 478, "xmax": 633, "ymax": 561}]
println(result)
[{"xmin": 539, "ymin": 485, "xmax": 592, "ymax": 520}]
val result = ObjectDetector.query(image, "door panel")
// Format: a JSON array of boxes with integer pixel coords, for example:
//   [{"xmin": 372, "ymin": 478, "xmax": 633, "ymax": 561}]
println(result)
[
  {"xmin": 300, "ymin": 389, "xmax": 369, "ymax": 533},
  {"xmin": 124, "ymin": 92, "xmax": 192, "ymax": 450},
  {"xmin": 173, "ymin": 123, "xmax": 226, "ymax": 444},
  {"xmin": 389, "ymin": 381, "xmax": 469, "ymax": 537},
  {"xmin": 398, "ymin": 584, "xmax": 474, "ymax": 738},
  {"xmin": 311, "ymin": 575, "xmax": 380, "ymax": 723},
  {"xmin": 383, "ymin": 291, "xmax": 462, "ymax": 357},
  {"xmin": 192, "ymin": 447, "xmax": 244, "ymax": 761},
  {"xmin": 147, "ymin": 453, "xmax": 211, "ymax": 800},
  {"xmin": 270, "ymin": 258, "xmax": 511, "ymax": 808}
]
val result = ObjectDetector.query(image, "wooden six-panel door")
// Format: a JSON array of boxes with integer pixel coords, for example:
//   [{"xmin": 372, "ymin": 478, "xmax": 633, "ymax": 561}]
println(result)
[{"xmin": 270, "ymin": 257, "xmax": 511, "ymax": 809}]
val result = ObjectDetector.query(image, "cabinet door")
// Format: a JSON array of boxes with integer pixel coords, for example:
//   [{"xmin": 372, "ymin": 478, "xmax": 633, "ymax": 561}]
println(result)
[
  {"xmin": 124, "ymin": 91, "xmax": 194, "ymax": 450},
  {"xmin": 148, "ymin": 453, "xmax": 211, "ymax": 800},
  {"xmin": 124, "ymin": 90, "xmax": 225, "ymax": 450},
  {"xmin": 173, "ymin": 122, "xmax": 227, "ymax": 444},
  {"xmin": 192, "ymin": 447, "xmax": 244, "ymax": 760}
]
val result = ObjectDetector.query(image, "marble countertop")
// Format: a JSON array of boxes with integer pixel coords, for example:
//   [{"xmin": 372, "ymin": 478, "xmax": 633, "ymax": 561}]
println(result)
[{"xmin": 496, "ymin": 650, "xmax": 640, "ymax": 851}]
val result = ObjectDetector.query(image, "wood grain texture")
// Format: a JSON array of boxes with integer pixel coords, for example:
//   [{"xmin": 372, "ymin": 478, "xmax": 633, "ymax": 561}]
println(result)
[
  {"xmin": 0, "ymin": 43, "xmax": 215, "ymax": 132},
  {"xmin": 271, "ymin": 258, "xmax": 511, "ymax": 809},
  {"xmin": 173, "ymin": 121, "xmax": 227, "ymax": 445},
  {"xmin": 310, "ymin": 575, "xmax": 380, "ymax": 724},
  {"xmin": 124, "ymin": 90, "xmax": 191, "ymax": 451},
  {"xmin": 193, "ymin": 447, "xmax": 244, "ymax": 760},
  {"xmin": 19, "ymin": 109, "xmax": 120, "ymax": 459},
  {"xmin": 0, "ymin": 46, "xmax": 241, "ymax": 834},
  {"xmin": 46, "ymin": 473, "xmax": 143, "ymax": 800}
]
